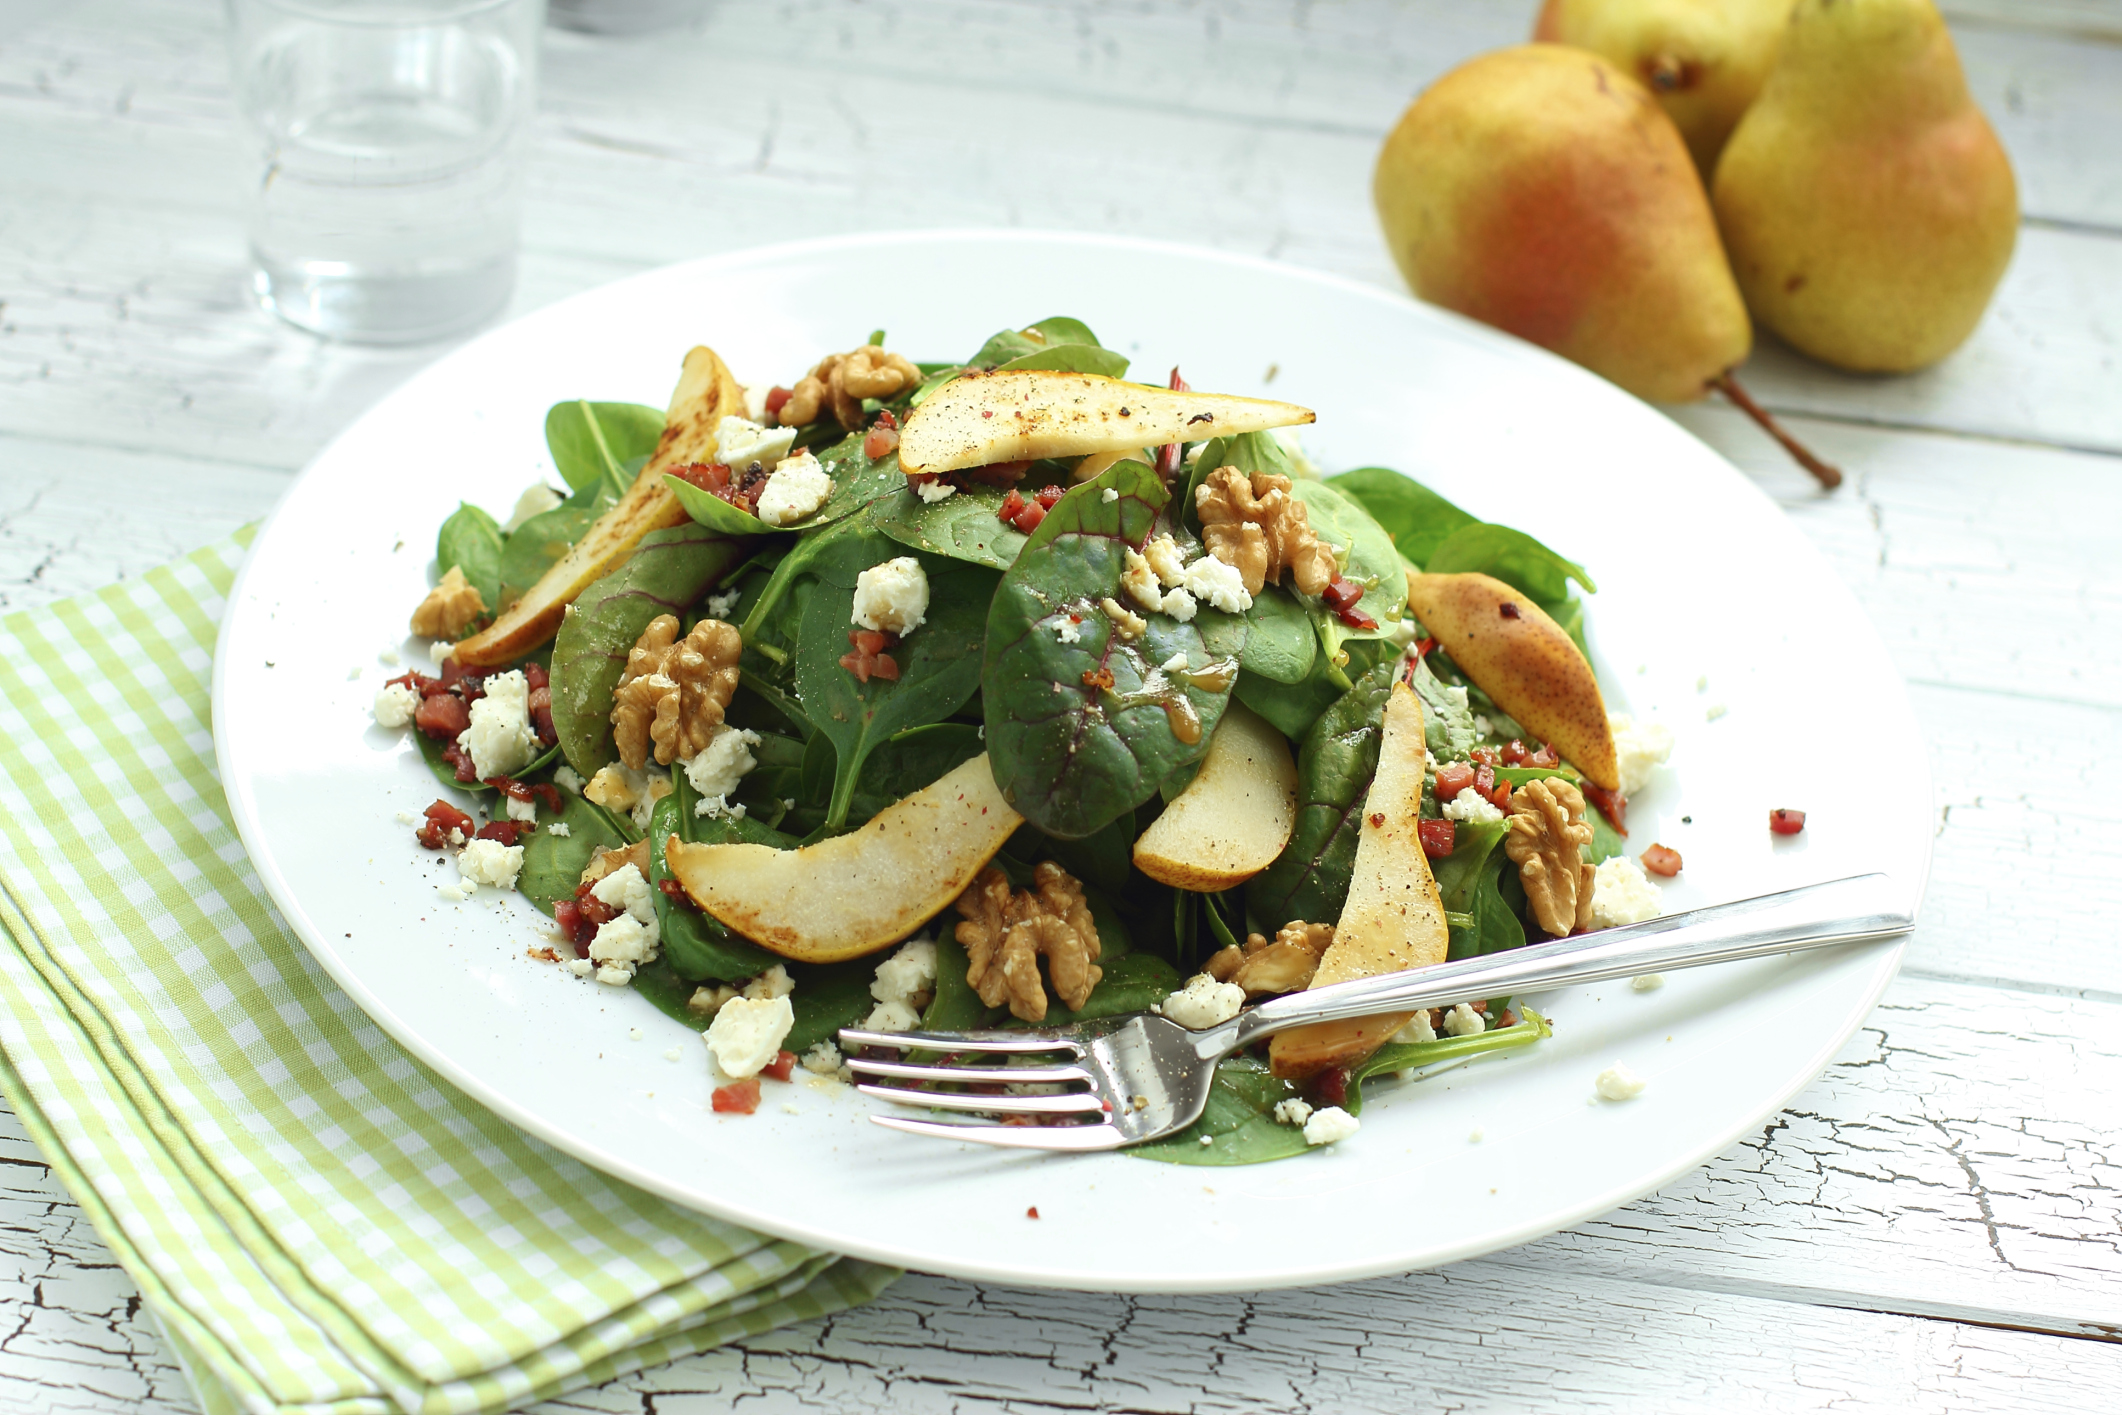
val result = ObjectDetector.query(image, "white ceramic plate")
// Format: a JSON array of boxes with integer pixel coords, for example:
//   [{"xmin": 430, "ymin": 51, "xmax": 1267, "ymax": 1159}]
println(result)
[{"xmin": 216, "ymin": 232, "xmax": 1930, "ymax": 1292}]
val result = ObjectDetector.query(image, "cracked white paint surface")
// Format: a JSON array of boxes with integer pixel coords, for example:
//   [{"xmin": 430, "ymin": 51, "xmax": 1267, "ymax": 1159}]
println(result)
[{"xmin": 2, "ymin": 0, "xmax": 2120, "ymax": 1409}]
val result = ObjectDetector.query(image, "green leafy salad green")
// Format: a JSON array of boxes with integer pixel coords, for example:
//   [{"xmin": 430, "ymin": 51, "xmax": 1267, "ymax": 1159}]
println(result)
[{"xmin": 382, "ymin": 317, "xmax": 1633, "ymax": 1163}]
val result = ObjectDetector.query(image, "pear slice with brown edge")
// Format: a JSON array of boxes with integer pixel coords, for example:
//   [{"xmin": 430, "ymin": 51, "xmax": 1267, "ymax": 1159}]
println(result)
[
  {"xmin": 1405, "ymin": 570, "xmax": 1619, "ymax": 792},
  {"xmin": 452, "ymin": 346, "xmax": 745, "ymax": 668},
  {"xmin": 1270, "ymin": 683, "xmax": 1449, "ymax": 1081},
  {"xmin": 666, "ymin": 754, "xmax": 1023, "ymax": 964},
  {"xmin": 1133, "ymin": 702, "xmax": 1298, "ymax": 891},
  {"xmin": 898, "ymin": 370, "xmax": 1313, "ymax": 476}
]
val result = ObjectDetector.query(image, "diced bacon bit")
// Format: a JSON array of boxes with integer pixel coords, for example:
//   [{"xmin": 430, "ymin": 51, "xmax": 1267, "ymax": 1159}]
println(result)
[
  {"xmin": 965, "ymin": 459, "xmax": 1032, "ymax": 487},
  {"xmin": 476, "ymin": 819, "xmax": 526, "ymax": 847},
  {"xmin": 874, "ymin": 408, "xmax": 899, "ymax": 431},
  {"xmin": 488, "ymin": 774, "xmax": 563, "ymax": 813},
  {"xmin": 1769, "ymin": 808, "xmax": 1807, "ymax": 836},
  {"xmin": 765, "ymin": 385, "xmax": 794, "ymax": 420},
  {"xmin": 526, "ymin": 946, "xmax": 559, "ymax": 962},
  {"xmin": 1338, "ymin": 605, "xmax": 1379, "ymax": 631},
  {"xmin": 1313, "ymin": 1065, "xmax": 1349, "ymax": 1109},
  {"xmin": 1155, "ymin": 367, "xmax": 1190, "ymax": 479},
  {"xmin": 523, "ymin": 662, "xmax": 556, "ymax": 744},
  {"xmin": 1525, "ymin": 743, "xmax": 1559, "ymax": 768},
  {"xmin": 657, "ymin": 877, "xmax": 698, "ymax": 910},
  {"xmin": 1033, "ymin": 484, "xmax": 1067, "ymax": 509},
  {"xmin": 385, "ymin": 669, "xmax": 434, "ymax": 694},
  {"xmin": 761, "ymin": 1050, "xmax": 798, "ymax": 1083},
  {"xmin": 1495, "ymin": 1008, "xmax": 1518, "ymax": 1028},
  {"xmin": 864, "ymin": 424, "xmax": 900, "ymax": 459},
  {"xmin": 552, "ymin": 898, "xmax": 588, "ymax": 950},
  {"xmin": 1418, "ymin": 818, "xmax": 1457, "ymax": 858},
  {"xmin": 904, "ymin": 471, "xmax": 947, "ymax": 496},
  {"xmin": 1369, "ymin": 812, "xmax": 1385, "ymax": 828},
  {"xmin": 711, "ymin": 1078, "xmax": 762, "ymax": 1114},
  {"xmin": 670, "ymin": 461, "xmax": 764, "ymax": 515},
  {"xmin": 1472, "ymin": 763, "xmax": 1510, "ymax": 810},
  {"xmin": 1499, "ymin": 601, "xmax": 1521, "ymax": 620},
  {"xmin": 1583, "ymin": 782, "xmax": 1628, "ymax": 834},
  {"xmin": 436, "ymin": 657, "xmax": 486, "ymax": 703},
  {"xmin": 440, "ymin": 738, "xmax": 480, "ymax": 783},
  {"xmin": 841, "ymin": 629, "xmax": 901, "ymax": 684},
  {"xmin": 1470, "ymin": 745, "xmax": 1499, "ymax": 767},
  {"xmin": 1435, "ymin": 763, "xmax": 1475, "ymax": 800},
  {"xmin": 1026, "ymin": 1206, "xmax": 1041, "ymax": 1220},
  {"xmin": 1324, "ymin": 579, "xmax": 1379, "ymax": 631},
  {"xmin": 1081, "ymin": 665, "xmax": 1116, "ymax": 691},
  {"xmin": 1641, "ymin": 843, "xmax": 1684, "ymax": 877},
  {"xmin": 414, "ymin": 690, "xmax": 471, "ymax": 742},
  {"xmin": 993, "ymin": 488, "xmax": 1046, "ymax": 533},
  {"xmin": 414, "ymin": 799, "xmax": 476, "ymax": 850}
]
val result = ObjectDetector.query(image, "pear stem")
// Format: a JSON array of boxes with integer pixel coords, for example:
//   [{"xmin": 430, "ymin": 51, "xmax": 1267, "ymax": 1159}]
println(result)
[{"xmin": 1709, "ymin": 373, "xmax": 1844, "ymax": 490}]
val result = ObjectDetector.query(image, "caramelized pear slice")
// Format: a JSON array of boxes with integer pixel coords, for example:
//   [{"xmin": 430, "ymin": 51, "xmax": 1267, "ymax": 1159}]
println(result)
[
  {"xmin": 1270, "ymin": 683, "xmax": 1449, "ymax": 1081},
  {"xmin": 1133, "ymin": 703, "xmax": 1298, "ymax": 891},
  {"xmin": 1404, "ymin": 570, "xmax": 1618, "ymax": 791},
  {"xmin": 665, "ymin": 754, "xmax": 1023, "ymax": 964},
  {"xmin": 452, "ymin": 345, "xmax": 745, "ymax": 668},
  {"xmin": 898, "ymin": 371, "xmax": 1313, "ymax": 476}
]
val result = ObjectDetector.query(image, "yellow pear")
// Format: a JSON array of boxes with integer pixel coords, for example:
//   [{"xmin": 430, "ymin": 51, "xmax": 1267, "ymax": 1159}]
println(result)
[
  {"xmin": 1534, "ymin": 0, "xmax": 1795, "ymax": 173},
  {"xmin": 1711, "ymin": 0, "xmax": 2018, "ymax": 373},
  {"xmin": 1133, "ymin": 704, "xmax": 1298, "ymax": 892},
  {"xmin": 1374, "ymin": 44, "xmax": 1751, "ymax": 404}
]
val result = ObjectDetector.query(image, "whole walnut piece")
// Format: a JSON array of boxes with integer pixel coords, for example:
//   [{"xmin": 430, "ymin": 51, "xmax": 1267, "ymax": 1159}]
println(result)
[
  {"xmin": 779, "ymin": 345, "xmax": 923, "ymax": 431},
  {"xmin": 1206, "ymin": 920, "xmax": 1334, "ymax": 997},
  {"xmin": 611, "ymin": 614, "xmax": 742, "ymax": 769},
  {"xmin": 578, "ymin": 839, "xmax": 650, "ymax": 890},
  {"xmin": 1194, "ymin": 467, "xmax": 1339, "ymax": 597},
  {"xmin": 955, "ymin": 862, "xmax": 1104, "ymax": 1024},
  {"xmin": 1504, "ymin": 777, "xmax": 1597, "ymax": 938},
  {"xmin": 410, "ymin": 565, "xmax": 486, "ymax": 639}
]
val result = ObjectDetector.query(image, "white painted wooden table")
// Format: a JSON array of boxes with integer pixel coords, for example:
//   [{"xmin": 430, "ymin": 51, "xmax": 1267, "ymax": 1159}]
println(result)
[{"xmin": 4, "ymin": 1, "xmax": 2119, "ymax": 1409}]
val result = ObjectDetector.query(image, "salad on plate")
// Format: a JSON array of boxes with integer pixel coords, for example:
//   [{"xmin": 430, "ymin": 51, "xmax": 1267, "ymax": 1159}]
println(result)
[{"xmin": 368, "ymin": 317, "xmax": 1681, "ymax": 1165}]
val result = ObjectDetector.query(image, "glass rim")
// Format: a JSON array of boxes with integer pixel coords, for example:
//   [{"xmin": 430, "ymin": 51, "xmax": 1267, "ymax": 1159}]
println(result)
[{"xmin": 236, "ymin": 0, "xmax": 534, "ymax": 25}]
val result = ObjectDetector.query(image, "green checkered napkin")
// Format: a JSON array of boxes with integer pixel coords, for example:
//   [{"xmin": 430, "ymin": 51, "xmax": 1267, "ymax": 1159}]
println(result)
[{"xmin": 0, "ymin": 529, "xmax": 895, "ymax": 1415}]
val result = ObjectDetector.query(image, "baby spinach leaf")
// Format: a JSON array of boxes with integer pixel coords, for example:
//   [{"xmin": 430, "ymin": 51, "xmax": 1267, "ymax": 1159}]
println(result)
[
  {"xmin": 549, "ymin": 523, "xmax": 750, "ymax": 776},
  {"xmin": 966, "ymin": 316, "xmax": 1113, "ymax": 370},
  {"xmin": 1432, "ymin": 818, "xmax": 1510, "ymax": 915},
  {"xmin": 1423, "ymin": 522, "xmax": 1595, "ymax": 601},
  {"xmin": 1233, "ymin": 637, "xmax": 1391, "ymax": 741},
  {"xmin": 791, "ymin": 528, "xmax": 994, "ymax": 832},
  {"xmin": 785, "ymin": 961, "xmax": 880, "ymax": 1054},
  {"xmin": 518, "ymin": 791, "xmax": 633, "ymax": 916},
  {"xmin": 665, "ymin": 477, "xmax": 770, "ymax": 536},
  {"xmin": 983, "ymin": 463, "xmax": 1233, "ymax": 840},
  {"xmin": 650, "ymin": 783, "xmax": 780, "ymax": 982},
  {"xmin": 994, "ymin": 344, "xmax": 1130, "ymax": 377},
  {"xmin": 922, "ymin": 934, "xmax": 1003, "ymax": 1033},
  {"xmin": 1245, "ymin": 657, "xmax": 1398, "ymax": 932},
  {"xmin": 495, "ymin": 480, "xmax": 617, "ymax": 612},
  {"xmin": 436, "ymin": 502, "xmax": 505, "ymax": 611},
  {"xmin": 1407, "ymin": 657, "xmax": 1478, "ymax": 763},
  {"xmin": 839, "ymin": 722, "xmax": 985, "ymax": 828},
  {"xmin": 813, "ymin": 437, "xmax": 914, "ymax": 522},
  {"xmin": 1448, "ymin": 855, "xmax": 1528, "ymax": 960},
  {"xmin": 871, "ymin": 485, "xmax": 1030, "ymax": 571},
  {"xmin": 411, "ymin": 732, "xmax": 558, "ymax": 794},
  {"xmin": 1326, "ymin": 467, "xmax": 1480, "ymax": 566},
  {"xmin": 1013, "ymin": 953, "xmax": 1178, "ymax": 1028},
  {"xmin": 1236, "ymin": 586, "xmax": 1316, "ymax": 685},
  {"xmin": 1289, "ymin": 478, "xmax": 1406, "ymax": 618},
  {"xmin": 1347, "ymin": 1005, "xmax": 1551, "ymax": 1108},
  {"xmin": 1130, "ymin": 1054, "xmax": 1307, "ymax": 1166},
  {"xmin": 546, "ymin": 400, "xmax": 664, "ymax": 495}
]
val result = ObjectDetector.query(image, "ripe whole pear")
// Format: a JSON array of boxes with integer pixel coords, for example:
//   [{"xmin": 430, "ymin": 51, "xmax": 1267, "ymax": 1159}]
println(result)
[
  {"xmin": 1711, "ymin": 0, "xmax": 2018, "ymax": 373},
  {"xmin": 1533, "ymin": 0, "xmax": 1796, "ymax": 174},
  {"xmin": 1374, "ymin": 44, "xmax": 1751, "ymax": 405}
]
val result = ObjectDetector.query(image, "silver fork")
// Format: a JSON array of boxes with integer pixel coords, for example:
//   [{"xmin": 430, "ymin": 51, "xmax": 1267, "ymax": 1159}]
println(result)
[{"xmin": 838, "ymin": 872, "xmax": 1914, "ymax": 1151}]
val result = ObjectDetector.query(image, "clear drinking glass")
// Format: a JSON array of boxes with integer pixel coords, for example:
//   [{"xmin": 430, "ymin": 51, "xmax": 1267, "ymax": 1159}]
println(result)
[
  {"xmin": 226, "ymin": 0, "xmax": 545, "ymax": 344},
  {"xmin": 549, "ymin": 0, "xmax": 707, "ymax": 33}
]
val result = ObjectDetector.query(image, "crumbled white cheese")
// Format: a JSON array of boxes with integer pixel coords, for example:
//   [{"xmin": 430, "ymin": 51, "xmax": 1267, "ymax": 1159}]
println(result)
[
  {"xmin": 914, "ymin": 479, "xmax": 958, "ymax": 504},
  {"xmin": 664, "ymin": 1046, "xmax": 684, "ymax": 1062},
  {"xmin": 565, "ymin": 958, "xmax": 594, "ymax": 978},
  {"xmin": 1595, "ymin": 1062, "xmax": 1648, "ymax": 1101},
  {"xmin": 705, "ymin": 588, "xmax": 742, "ymax": 620},
  {"xmin": 546, "ymin": 822, "xmax": 571, "ymax": 837},
  {"xmin": 1100, "ymin": 488, "xmax": 1118, "ymax": 503},
  {"xmin": 1696, "ymin": 675, "xmax": 1709, "ymax": 693},
  {"xmin": 1160, "ymin": 652, "xmax": 1191, "ymax": 673},
  {"xmin": 428, "ymin": 640, "xmax": 452, "ymax": 667},
  {"xmin": 395, "ymin": 810, "xmax": 420, "ymax": 826},
  {"xmin": 743, "ymin": 963, "xmax": 795, "ymax": 1001},
  {"xmin": 1632, "ymin": 973, "xmax": 1665, "ymax": 992},
  {"xmin": 1608, "ymin": 715, "xmax": 1676, "ymax": 795},
  {"xmin": 852, "ymin": 556, "xmax": 930, "ymax": 636},
  {"xmin": 1588, "ymin": 856, "xmax": 1663, "ymax": 929},
  {"xmin": 1156, "ymin": 973, "xmax": 1244, "ymax": 1029},
  {"xmin": 1706, "ymin": 702, "xmax": 1728, "ymax": 722},
  {"xmin": 590, "ymin": 862, "xmax": 658, "ymax": 924},
  {"xmin": 1469, "ymin": 1128, "xmax": 1485, "ymax": 1143},
  {"xmin": 1472, "ymin": 715, "xmax": 1493, "ymax": 737},
  {"xmin": 1054, "ymin": 618, "xmax": 1082, "ymax": 645},
  {"xmin": 553, "ymin": 764, "xmax": 585, "ymax": 794},
  {"xmin": 435, "ymin": 878, "xmax": 474, "ymax": 902},
  {"xmin": 379, "ymin": 645, "xmax": 400, "ymax": 666},
  {"xmin": 685, "ymin": 724, "xmax": 761, "ymax": 809},
  {"xmin": 505, "ymin": 794, "xmax": 536, "ymax": 822},
  {"xmin": 801, "ymin": 1041, "xmax": 844, "ymax": 1076},
  {"xmin": 1442, "ymin": 787, "xmax": 1504, "ymax": 824},
  {"xmin": 1143, "ymin": 534, "xmax": 1189, "ymax": 588},
  {"xmin": 714, "ymin": 414, "xmax": 797, "ymax": 470},
  {"xmin": 585, "ymin": 762, "xmax": 671, "ymax": 830},
  {"xmin": 688, "ymin": 984, "xmax": 739, "ymax": 1019},
  {"xmin": 372, "ymin": 682, "xmax": 417, "ymax": 729},
  {"xmin": 628, "ymin": 1026, "xmax": 644, "ymax": 1041},
  {"xmin": 595, "ymin": 964, "xmax": 634, "ymax": 986},
  {"xmin": 1121, "ymin": 548, "xmax": 1166, "ymax": 616},
  {"xmin": 458, "ymin": 669, "xmax": 537, "ymax": 779},
  {"xmin": 1442, "ymin": 1002, "xmax": 1486, "ymax": 1037},
  {"xmin": 871, "ymin": 938, "xmax": 938, "ymax": 1007},
  {"xmin": 754, "ymin": 450, "xmax": 835, "ymax": 527},
  {"xmin": 1179, "ymin": 555, "xmax": 1253, "ymax": 614},
  {"xmin": 861, "ymin": 999, "xmax": 922, "ymax": 1032},
  {"xmin": 588, "ymin": 914, "xmax": 659, "ymax": 975},
  {"xmin": 1101, "ymin": 598, "xmax": 1147, "ymax": 639},
  {"xmin": 503, "ymin": 482, "xmax": 563, "ymax": 533},
  {"xmin": 1302, "ymin": 1106, "xmax": 1360, "ymax": 1146},
  {"xmin": 742, "ymin": 383, "xmax": 771, "ymax": 421},
  {"xmin": 1273, "ymin": 1098, "xmax": 1314, "ymax": 1127},
  {"xmin": 1160, "ymin": 587, "xmax": 1198, "ymax": 623},
  {"xmin": 1393, "ymin": 1012, "xmax": 1437, "ymax": 1045},
  {"xmin": 457, "ymin": 838, "xmax": 524, "ymax": 891}
]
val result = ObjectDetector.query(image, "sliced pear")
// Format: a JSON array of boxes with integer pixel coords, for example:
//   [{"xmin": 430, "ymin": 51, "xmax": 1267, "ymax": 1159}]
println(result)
[
  {"xmin": 665, "ymin": 754, "xmax": 1023, "ymax": 964},
  {"xmin": 1270, "ymin": 683, "xmax": 1449, "ymax": 1081},
  {"xmin": 1405, "ymin": 570, "xmax": 1618, "ymax": 792},
  {"xmin": 898, "ymin": 371, "xmax": 1314, "ymax": 476},
  {"xmin": 1133, "ymin": 703, "xmax": 1298, "ymax": 891},
  {"xmin": 453, "ymin": 346, "xmax": 745, "ymax": 668}
]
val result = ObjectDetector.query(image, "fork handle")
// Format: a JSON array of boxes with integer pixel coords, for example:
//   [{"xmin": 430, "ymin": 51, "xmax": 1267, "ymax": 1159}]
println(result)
[{"xmin": 1223, "ymin": 873, "xmax": 1914, "ymax": 1053}]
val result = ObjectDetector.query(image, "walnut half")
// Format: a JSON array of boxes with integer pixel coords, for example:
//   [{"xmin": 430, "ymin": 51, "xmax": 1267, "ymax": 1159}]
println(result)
[
  {"xmin": 779, "ymin": 345, "xmax": 923, "ymax": 430},
  {"xmin": 1205, "ymin": 920, "xmax": 1334, "ymax": 997},
  {"xmin": 1194, "ymin": 467, "xmax": 1338, "ymax": 598},
  {"xmin": 954, "ymin": 863, "xmax": 1103, "ymax": 1024},
  {"xmin": 611, "ymin": 614, "xmax": 743, "ymax": 769},
  {"xmin": 410, "ymin": 565, "xmax": 486, "ymax": 639},
  {"xmin": 1503, "ymin": 777, "xmax": 1597, "ymax": 938}
]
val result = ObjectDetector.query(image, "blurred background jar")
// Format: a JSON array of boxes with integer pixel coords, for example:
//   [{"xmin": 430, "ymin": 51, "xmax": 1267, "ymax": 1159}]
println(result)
[{"xmin": 226, "ymin": 0, "xmax": 545, "ymax": 344}]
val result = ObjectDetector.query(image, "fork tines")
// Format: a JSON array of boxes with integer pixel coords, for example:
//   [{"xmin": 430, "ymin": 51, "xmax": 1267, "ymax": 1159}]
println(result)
[{"xmin": 839, "ymin": 1025, "xmax": 1123, "ymax": 1147}]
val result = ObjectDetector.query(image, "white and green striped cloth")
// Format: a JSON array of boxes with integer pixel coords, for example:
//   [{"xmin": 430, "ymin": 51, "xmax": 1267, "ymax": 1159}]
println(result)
[{"xmin": 0, "ymin": 529, "xmax": 894, "ymax": 1414}]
